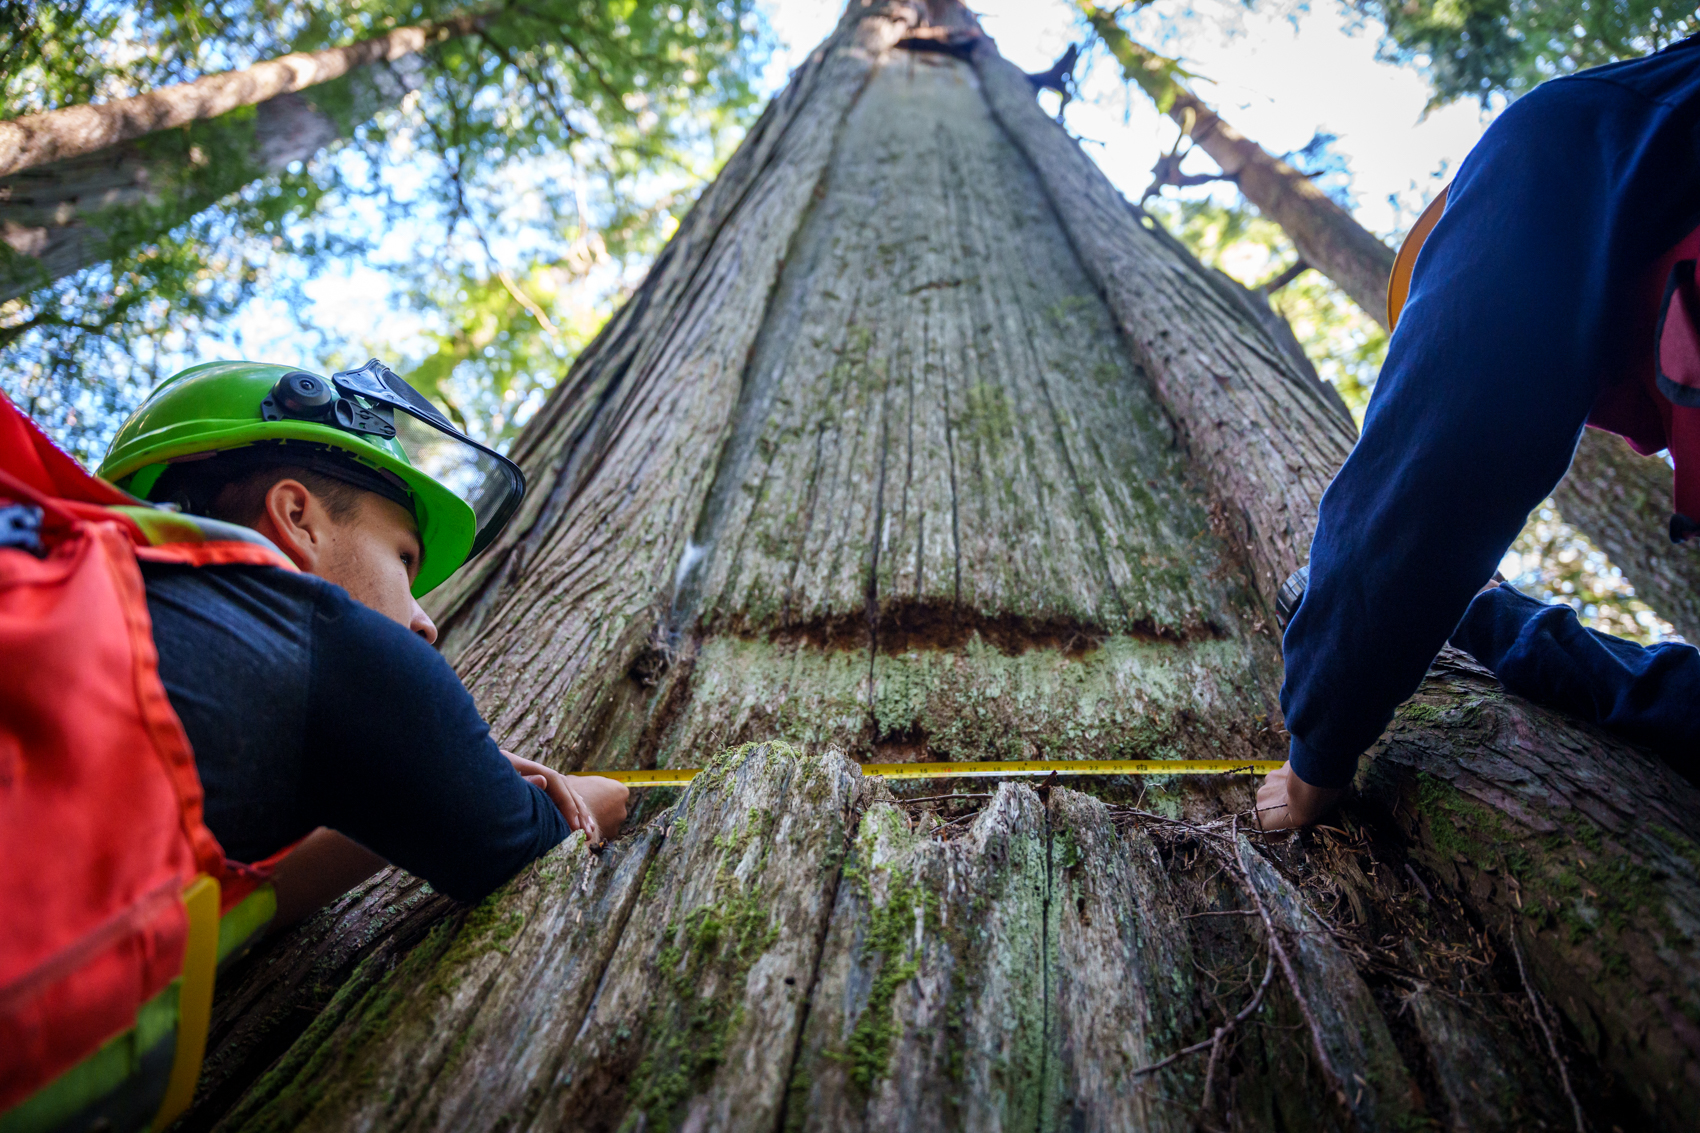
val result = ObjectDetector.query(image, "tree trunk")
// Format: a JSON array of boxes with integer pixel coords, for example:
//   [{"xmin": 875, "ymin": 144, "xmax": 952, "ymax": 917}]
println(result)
[
  {"xmin": 0, "ymin": 13, "xmax": 488, "ymax": 178},
  {"xmin": 1085, "ymin": 5, "xmax": 1700, "ymax": 639},
  {"xmin": 1557, "ymin": 430, "xmax": 1700, "ymax": 637},
  {"xmin": 0, "ymin": 32, "xmax": 444, "ymax": 302},
  {"xmin": 173, "ymin": 4, "xmax": 1700, "ymax": 1131},
  {"xmin": 1079, "ymin": 5, "xmax": 1394, "ymax": 323},
  {"xmin": 0, "ymin": 64, "xmax": 417, "ymax": 303}
]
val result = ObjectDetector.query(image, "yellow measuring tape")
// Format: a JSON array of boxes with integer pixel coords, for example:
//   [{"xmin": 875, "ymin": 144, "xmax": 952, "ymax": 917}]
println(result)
[{"xmin": 600, "ymin": 758, "xmax": 1284, "ymax": 787}]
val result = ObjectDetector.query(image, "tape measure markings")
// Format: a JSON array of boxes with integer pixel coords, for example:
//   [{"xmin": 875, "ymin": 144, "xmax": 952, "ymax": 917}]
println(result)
[{"xmin": 598, "ymin": 759, "xmax": 1283, "ymax": 788}]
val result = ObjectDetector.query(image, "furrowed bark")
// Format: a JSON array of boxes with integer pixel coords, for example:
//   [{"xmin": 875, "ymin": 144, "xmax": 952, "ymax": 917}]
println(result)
[
  {"xmin": 1358, "ymin": 649, "xmax": 1700, "ymax": 1129},
  {"xmin": 182, "ymin": 4, "xmax": 1700, "ymax": 1130},
  {"xmin": 790, "ymin": 785, "xmax": 1059, "ymax": 1130},
  {"xmin": 970, "ymin": 32, "xmax": 1355, "ymax": 606}
]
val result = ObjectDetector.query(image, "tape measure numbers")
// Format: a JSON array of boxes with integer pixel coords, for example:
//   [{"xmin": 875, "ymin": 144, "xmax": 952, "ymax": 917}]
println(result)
[{"xmin": 599, "ymin": 759, "xmax": 1284, "ymax": 788}]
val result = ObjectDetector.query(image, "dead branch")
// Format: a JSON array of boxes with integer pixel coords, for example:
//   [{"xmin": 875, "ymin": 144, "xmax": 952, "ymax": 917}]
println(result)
[
  {"xmin": 1230, "ymin": 818, "xmax": 1357, "ymax": 1125},
  {"xmin": 1511, "ymin": 929, "xmax": 1588, "ymax": 1133}
]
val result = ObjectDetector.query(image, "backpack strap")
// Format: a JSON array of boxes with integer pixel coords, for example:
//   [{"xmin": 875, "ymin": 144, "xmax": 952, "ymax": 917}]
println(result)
[{"xmin": 108, "ymin": 505, "xmax": 298, "ymax": 572}]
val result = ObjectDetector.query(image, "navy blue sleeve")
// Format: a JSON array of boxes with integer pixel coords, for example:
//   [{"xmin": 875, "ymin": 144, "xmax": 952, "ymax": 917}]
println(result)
[
  {"xmin": 302, "ymin": 591, "xmax": 567, "ymax": 902},
  {"xmin": 1280, "ymin": 51, "xmax": 1700, "ymax": 788},
  {"xmin": 1451, "ymin": 585, "xmax": 1700, "ymax": 758}
]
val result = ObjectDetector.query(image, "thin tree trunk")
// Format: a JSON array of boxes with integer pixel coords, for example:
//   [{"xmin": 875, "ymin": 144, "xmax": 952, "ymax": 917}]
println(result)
[
  {"xmin": 0, "ymin": 65, "xmax": 417, "ymax": 302},
  {"xmin": 1084, "ymin": 3, "xmax": 1700, "ymax": 639},
  {"xmin": 172, "ymin": 5, "xmax": 1700, "ymax": 1131},
  {"xmin": 1079, "ymin": 5, "xmax": 1393, "ymax": 321},
  {"xmin": 0, "ymin": 11, "xmax": 489, "ymax": 178}
]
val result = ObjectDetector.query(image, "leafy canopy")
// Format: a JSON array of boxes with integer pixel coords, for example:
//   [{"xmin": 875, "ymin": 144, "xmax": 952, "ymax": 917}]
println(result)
[
  {"xmin": 1351, "ymin": 0, "xmax": 1698, "ymax": 106},
  {"xmin": 1, "ymin": 0, "xmax": 767, "ymax": 459}
]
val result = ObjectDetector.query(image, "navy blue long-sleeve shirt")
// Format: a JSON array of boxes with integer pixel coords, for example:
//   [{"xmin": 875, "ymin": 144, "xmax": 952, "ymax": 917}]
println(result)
[
  {"xmin": 1281, "ymin": 38, "xmax": 1700, "ymax": 789},
  {"xmin": 1451, "ymin": 584, "xmax": 1700, "ymax": 755},
  {"xmin": 143, "ymin": 562, "xmax": 567, "ymax": 902}
]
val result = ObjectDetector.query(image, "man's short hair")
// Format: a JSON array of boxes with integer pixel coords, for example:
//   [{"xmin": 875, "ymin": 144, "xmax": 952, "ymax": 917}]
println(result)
[{"xmin": 150, "ymin": 443, "xmax": 411, "ymax": 527}]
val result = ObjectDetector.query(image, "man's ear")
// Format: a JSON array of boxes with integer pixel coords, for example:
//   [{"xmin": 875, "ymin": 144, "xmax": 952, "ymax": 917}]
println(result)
[{"xmin": 255, "ymin": 479, "xmax": 327, "ymax": 573}]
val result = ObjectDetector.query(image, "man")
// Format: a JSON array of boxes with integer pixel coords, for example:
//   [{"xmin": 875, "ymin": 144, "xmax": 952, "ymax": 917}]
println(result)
[
  {"xmin": 1262, "ymin": 37, "xmax": 1700, "ymax": 829},
  {"xmin": 99, "ymin": 358, "xmax": 628, "ymax": 922}
]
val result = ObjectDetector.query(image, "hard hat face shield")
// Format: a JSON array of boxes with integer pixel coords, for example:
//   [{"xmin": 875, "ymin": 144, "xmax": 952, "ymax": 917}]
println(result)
[{"xmin": 267, "ymin": 359, "xmax": 526, "ymax": 559}]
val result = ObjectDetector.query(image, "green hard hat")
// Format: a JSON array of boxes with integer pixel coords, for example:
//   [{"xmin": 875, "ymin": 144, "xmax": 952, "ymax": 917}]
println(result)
[{"xmin": 100, "ymin": 359, "xmax": 525, "ymax": 597}]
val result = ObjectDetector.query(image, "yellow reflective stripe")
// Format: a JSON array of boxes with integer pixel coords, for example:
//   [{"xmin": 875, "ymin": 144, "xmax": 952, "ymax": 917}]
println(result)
[
  {"xmin": 106, "ymin": 504, "xmax": 287, "ymax": 556},
  {"xmin": 217, "ymin": 885, "xmax": 277, "ymax": 967},
  {"xmin": 0, "ymin": 983, "xmax": 178, "ymax": 1133},
  {"xmin": 599, "ymin": 759, "xmax": 1285, "ymax": 788},
  {"xmin": 151, "ymin": 875, "xmax": 219, "ymax": 1131},
  {"xmin": 108, "ymin": 506, "xmax": 209, "ymax": 547}
]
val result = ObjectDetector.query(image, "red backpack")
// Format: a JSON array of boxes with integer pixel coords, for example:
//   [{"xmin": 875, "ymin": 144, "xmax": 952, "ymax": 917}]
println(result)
[{"xmin": 1, "ymin": 391, "xmax": 297, "ymax": 1132}]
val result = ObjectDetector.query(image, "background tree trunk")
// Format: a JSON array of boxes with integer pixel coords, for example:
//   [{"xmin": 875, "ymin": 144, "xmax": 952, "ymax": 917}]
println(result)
[
  {"xmin": 0, "ymin": 49, "xmax": 428, "ymax": 302},
  {"xmin": 1556, "ymin": 430, "xmax": 1700, "ymax": 637},
  {"xmin": 0, "ymin": 13, "xmax": 487, "ymax": 177},
  {"xmin": 1086, "ymin": 7, "xmax": 1700, "ymax": 640},
  {"xmin": 174, "ymin": 4, "xmax": 1700, "ymax": 1130}
]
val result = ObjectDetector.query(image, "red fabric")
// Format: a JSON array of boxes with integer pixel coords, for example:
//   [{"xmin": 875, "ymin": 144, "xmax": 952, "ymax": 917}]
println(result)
[
  {"xmin": 0, "ymin": 523, "xmax": 199, "ymax": 1110},
  {"xmin": 0, "ymin": 394, "xmax": 295, "ymax": 1108},
  {"xmin": 1657, "ymin": 263, "xmax": 1700, "ymax": 396},
  {"xmin": 0, "ymin": 389, "xmax": 130, "ymax": 507},
  {"xmin": 1588, "ymin": 224, "xmax": 1700, "ymax": 525}
]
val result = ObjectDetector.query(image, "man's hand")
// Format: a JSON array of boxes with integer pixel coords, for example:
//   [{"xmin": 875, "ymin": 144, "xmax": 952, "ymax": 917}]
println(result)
[
  {"xmin": 501, "ymin": 750, "xmax": 628, "ymax": 843},
  {"xmin": 1254, "ymin": 761, "xmax": 1345, "ymax": 831},
  {"xmin": 566, "ymin": 774, "xmax": 630, "ymax": 839}
]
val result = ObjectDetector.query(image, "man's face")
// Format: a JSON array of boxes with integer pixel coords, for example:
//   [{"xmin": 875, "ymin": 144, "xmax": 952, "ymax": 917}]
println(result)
[
  {"xmin": 313, "ymin": 493, "xmax": 438, "ymax": 643},
  {"xmin": 255, "ymin": 478, "xmax": 439, "ymax": 643}
]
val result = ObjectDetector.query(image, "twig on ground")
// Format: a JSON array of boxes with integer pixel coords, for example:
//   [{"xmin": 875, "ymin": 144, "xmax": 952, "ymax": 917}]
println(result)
[
  {"xmin": 896, "ymin": 793, "xmax": 993, "ymax": 805},
  {"xmin": 1231, "ymin": 817, "xmax": 1356, "ymax": 1125},
  {"xmin": 1133, "ymin": 949, "xmax": 1276, "ymax": 1079},
  {"xmin": 1511, "ymin": 930, "xmax": 1587, "ymax": 1133}
]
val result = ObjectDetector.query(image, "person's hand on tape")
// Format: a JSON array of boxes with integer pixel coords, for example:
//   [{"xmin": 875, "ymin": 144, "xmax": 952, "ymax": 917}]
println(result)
[{"xmin": 502, "ymin": 750, "xmax": 629, "ymax": 845}]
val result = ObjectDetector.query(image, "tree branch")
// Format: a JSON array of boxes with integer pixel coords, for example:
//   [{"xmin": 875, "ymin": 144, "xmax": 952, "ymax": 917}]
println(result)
[{"xmin": 0, "ymin": 6, "xmax": 498, "ymax": 177}]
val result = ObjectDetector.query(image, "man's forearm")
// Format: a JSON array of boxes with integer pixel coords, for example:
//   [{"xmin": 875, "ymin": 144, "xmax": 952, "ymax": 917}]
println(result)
[
  {"xmin": 1279, "ymin": 80, "xmax": 1629, "ymax": 785},
  {"xmin": 1453, "ymin": 584, "xmax": 1700, "ymax": 756}
]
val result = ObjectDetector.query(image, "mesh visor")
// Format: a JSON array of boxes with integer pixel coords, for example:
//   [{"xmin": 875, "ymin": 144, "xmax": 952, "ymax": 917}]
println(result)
[{"xmin": 332, "ymin": 360, "xmax": 525, "ymax": 557}]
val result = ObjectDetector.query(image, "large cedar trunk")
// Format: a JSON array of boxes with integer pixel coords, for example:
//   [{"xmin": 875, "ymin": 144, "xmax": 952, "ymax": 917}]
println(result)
[{"xmin": 175, "ymin": 5, "xmax": 1700, "ymax": 1130}]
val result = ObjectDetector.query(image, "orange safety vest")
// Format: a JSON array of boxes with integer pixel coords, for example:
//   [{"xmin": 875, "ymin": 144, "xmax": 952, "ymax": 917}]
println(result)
[{"xmin": 1, "ymin": 390, "xmax": 298, "ymax": 1132}]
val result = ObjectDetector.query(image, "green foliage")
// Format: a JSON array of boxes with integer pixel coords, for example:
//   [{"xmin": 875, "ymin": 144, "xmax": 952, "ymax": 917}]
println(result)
[
  {"xmin": 1, "ymin": 0, "xmax": 769, "ymax": 455},
  {"xmin": 1351, "ymin": 0, "xmax": 1699, "ymax": 107}
]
